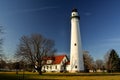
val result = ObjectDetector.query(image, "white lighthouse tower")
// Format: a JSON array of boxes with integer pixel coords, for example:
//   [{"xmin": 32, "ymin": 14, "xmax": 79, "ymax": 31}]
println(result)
[{"xmin": 70, "ymin": 9, "xmax": 84, "ymax": 72}]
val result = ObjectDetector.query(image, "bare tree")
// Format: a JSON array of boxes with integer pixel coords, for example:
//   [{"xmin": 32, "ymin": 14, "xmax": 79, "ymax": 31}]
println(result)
[
  {"xmin": 0, "ymin": 57, "xmax": 6, "ymax": 69},
  {"xmin": 95, "ymin": 59, "xmax": 104, "ymax": 70},
  {"xmin": 104, "ymin": 50, "xmax": 110, "ymax": 70},
  {"xmin": 83, "ymin": 51, "xmax": 95, "ymax": 72},
  {"xmin": 0, "ymin": 26, "xmax": 3, "ymax": 52},
  {"xmin": 0, "ymin": 26, "xmax": 4, "ymax": 69},
  {"xmin": 15, "ymin": 34, "xmax": 56, "ymax": 75}
]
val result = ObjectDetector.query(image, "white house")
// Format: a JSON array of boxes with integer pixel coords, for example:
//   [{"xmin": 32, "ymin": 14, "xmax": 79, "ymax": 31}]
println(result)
[{"xmin": 41, "ymin": 55, "xmax": 70, "ymax": 72}]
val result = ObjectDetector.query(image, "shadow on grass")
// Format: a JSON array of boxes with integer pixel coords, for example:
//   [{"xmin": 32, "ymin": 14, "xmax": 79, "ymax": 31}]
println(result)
[
  {"xmin": 0, "ymin": 72, "xmax": 27, "ymax": 80},
  {"xmin": 1, "ymin": 72, "xmax": 120, "ymax": 80},
  {"xmin": 0, "ymin": 74, "xmax": 17, "ymax": 80},
  {"xmin": 42, "ymin": 73, "xmax": 120, "ymax": 77}
]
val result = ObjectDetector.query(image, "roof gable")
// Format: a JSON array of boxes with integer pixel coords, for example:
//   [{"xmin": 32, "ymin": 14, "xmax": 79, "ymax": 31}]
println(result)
[
  {"xmin": 42, "ymin": 55, "xmax": 69, "ymax": 65},
  {"xmin": 53, "ymin": 55, "xmax": 66, "ymax": 64}
]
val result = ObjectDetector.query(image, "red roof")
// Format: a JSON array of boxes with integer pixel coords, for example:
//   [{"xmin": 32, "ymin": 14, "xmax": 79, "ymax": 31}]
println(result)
[
  {"xmin": 42, "ymin": 55, "xmax": 70, "ymax": 65},
  {"xmin": 53, "ymin": 55, "xmax": 66, "ymax": 64}
]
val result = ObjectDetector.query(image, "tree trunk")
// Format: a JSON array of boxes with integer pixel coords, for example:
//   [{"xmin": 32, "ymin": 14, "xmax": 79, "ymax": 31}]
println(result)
[
  {"xmin": 38, "ymin": 70, "xmax": 42, "ymax": 75},
  {"xmin": 37, "ymin": 66, "xmax": 42, "ymax": 75}
]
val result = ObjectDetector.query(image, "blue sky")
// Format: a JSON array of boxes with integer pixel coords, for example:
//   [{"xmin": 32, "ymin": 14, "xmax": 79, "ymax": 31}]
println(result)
[{"xmin": 0, "ymin": 0, "xmax": 120, "ymax": 60}]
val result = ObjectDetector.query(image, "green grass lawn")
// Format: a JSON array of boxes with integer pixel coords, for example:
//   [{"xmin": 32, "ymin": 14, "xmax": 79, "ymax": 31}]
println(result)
[{"xmin": 0, "ymin": 72, "xmax": 120, "ymax": 80}]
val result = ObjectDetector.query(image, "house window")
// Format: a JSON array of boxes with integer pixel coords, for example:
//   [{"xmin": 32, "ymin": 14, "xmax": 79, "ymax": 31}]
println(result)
[
  {"xmin": 47, "ymin": 66, "xmax": 49, "ymax": 69},
  {"xmin": 55, "ymin": 65, "xmax": 57, "ymax": 69},
  {"xmin": 64, "ymin": 59, "xmax": 66, "ymax": 63},
  {"xmin": 47, "ymin": 60, "xmax": 52, "ymax": 64},
  {"xmin": 50, "ymin": 66, "xmax": 52, "ymax": 69},
  {"xmin": 75, "ymin": 65, "xmax": 77, "ymax": 68}
]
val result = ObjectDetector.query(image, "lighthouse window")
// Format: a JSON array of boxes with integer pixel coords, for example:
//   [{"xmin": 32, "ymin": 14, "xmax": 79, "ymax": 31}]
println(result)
[
  {"xmin": 75, "ymin": 65, "xmax": 77, "ymax": 68},
  {"xmin": 74, "ymin": 43, "xmax": 77, "ymax": 46}
]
